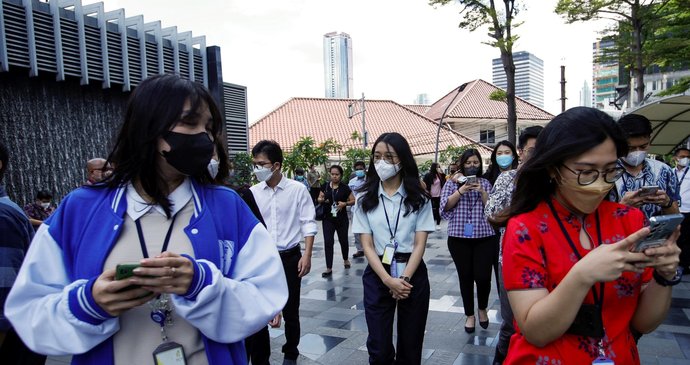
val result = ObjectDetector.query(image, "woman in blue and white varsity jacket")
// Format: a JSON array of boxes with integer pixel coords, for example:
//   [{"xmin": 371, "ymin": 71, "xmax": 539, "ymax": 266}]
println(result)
[{"xmin": 5, "ymin": 74, "xmax": 288, "ymax": 365}]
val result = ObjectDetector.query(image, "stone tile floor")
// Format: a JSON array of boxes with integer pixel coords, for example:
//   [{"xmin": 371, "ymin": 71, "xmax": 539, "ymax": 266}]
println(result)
[{"xmin": 48, "ymin": 221, "xmax": 690, "ymax": 364}]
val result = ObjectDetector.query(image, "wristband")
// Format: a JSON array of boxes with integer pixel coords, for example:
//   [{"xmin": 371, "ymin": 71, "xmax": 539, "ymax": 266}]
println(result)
[
  {"xmin": 662, "ymin": 198, "xmax": 674, "ymax": 209},
  {"xmin": 653, "ymin": 267, "xmax": 682, "ymax": 287},
  {"xmin": 399, "ymin": 276, "xmax": 411, "ymax": 283}
]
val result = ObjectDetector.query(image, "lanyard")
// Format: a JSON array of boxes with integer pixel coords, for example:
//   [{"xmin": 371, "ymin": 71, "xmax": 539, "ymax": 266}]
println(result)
[
  {"xmin": 678, "ymin": 167, "xmax": 689, "ymax": 190},
  {"xmin": 134, "ymin": 213, "xmax": 179, "ymax": 258},
  {"xmin": 546, "ymin": 199, "xmax": 605, "ymax": 311},
  {"xmin": 380, "ymin": 194, "xmax": 403, "ymax": 241},
  {"xmin": 330, "ymin": 183, "xmax": 339, "ymax": 204},
  {"xmin": 620, "ymin": 170, "xmax": 647, "ymax": 194}
]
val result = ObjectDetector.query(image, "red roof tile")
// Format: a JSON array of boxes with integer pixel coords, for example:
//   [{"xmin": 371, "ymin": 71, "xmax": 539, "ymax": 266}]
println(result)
[
  {"xmin": 403, "ymin": 104, "xmax": 431, "ymax": 115},
  {"xmin": 249, "ymin": 97, "xmax": 492, "ymax": 157},
  {"xmin": 425, "ymin": 79, "xmax": 555, "ymax": 121}
]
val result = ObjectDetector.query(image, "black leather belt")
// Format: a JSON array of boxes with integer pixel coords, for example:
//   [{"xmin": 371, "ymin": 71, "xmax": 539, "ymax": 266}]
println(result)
[{"xmin": 279, "ymin": 245, "xmax": 300, "ymax": 257}]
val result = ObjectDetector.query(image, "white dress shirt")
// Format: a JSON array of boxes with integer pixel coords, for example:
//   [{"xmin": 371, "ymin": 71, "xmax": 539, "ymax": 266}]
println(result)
[{"xmin": 250, "ymin": 175, "xmax": 318, "ymax": 250}]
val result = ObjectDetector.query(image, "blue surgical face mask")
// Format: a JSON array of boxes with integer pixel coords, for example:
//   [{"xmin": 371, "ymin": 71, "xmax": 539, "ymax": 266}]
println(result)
[
  {"xmin": 295, "ymin": 175, "xmax": 305, "ymax": 181},
  {"xmin": 496, "ymin": 154, "xmax": 514, "ymax": 169},
  {"xmin": 355, "ymin": 170, "xmax": 365, "ymax": 178}
]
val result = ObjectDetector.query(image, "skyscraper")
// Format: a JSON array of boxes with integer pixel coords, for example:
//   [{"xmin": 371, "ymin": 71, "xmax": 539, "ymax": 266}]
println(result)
[
  {"xmin": 592, "ymin": 39, "xmax": 620, "ymax": 110},
  {"xmin": 492, "ymin": 51, "xmax": 544, "ymax": 108},
  {"xmin": 323, "ymin": 32, "xmax": 353, "ymax": 98},
  {"xmin": 580, "ymin": 81, "xmax": 592, "ymax": 107}
]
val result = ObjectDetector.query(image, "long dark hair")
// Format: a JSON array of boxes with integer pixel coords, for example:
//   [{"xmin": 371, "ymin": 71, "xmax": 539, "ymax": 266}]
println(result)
[
  {"xmin": 507, "ymin": 107, "xmax": 628, "ymax": 219},
  {"xmin": 105, "ymin": 74, "xmax": 229, "ymax": 217},
  {"xmin": 358, "ymin": 133, "xmax": 429, "ymax": 216},
  {"xmin": 483, "ymin": 140, "xmax": 518, "ymax": 185},
  {"xmin": 422, "ymin": 162, "xmax": 444, "ymax": 191},
  {"xmin": 458, "ymin": 148, "xmax": 483, "ymax": 176}
]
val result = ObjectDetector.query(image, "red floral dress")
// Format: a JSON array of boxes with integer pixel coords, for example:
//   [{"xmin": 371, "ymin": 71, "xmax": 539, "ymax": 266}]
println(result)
[{"xmin": 502, "ymin": 198, "xmax": 652, "ymax": 365}]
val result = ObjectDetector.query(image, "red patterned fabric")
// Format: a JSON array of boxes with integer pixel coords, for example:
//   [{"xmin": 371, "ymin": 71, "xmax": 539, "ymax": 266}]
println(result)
[{"xmin": 502, "ymin": 198, "xmax": 652, "ymax": 365}]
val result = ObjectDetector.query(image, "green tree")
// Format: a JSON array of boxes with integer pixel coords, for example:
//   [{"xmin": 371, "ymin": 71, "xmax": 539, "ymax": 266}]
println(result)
[
  {"xmin": 342, "ymin": 147, "xmax": 371, "ymax": 180},
  {"xmin": 418, "ymin": 160, "xmax": 434, "ymax": 178},
  {"xmin": 227, "ymin": 152, "xmax": 254, "ymax": 187},
  {"xmin": 555, "ymin": 0, "xmax": 690, "ymax": 105},
  {"xmin": 439, "ymin": 145, "xmax": 474, "ymax": 164},
  {"xmin": 657, "ymin": 76, "xmax": 690, "ymax": 96},
  {"xmin": 429, "ymin": 0, "xmax": 521, "ymax": 145}
]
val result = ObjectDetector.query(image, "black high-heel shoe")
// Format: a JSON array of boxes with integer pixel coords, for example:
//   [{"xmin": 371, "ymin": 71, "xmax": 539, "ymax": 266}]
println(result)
[
  {"xmin": 464, "ymin": 315, "xmax": 476, "ymax": 333},
  {"xmin": 479, "ymin": 310, "xmax": 489, "ymax": 329},
  {"xmin": 321, "ymin": 270, "xmax": 332, "ymax": 278}
]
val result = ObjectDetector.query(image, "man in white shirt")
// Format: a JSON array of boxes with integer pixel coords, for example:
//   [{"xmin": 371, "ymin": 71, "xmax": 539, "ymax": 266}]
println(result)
[
  {"xmin": 673, "ymin": 147, "xmax": 690, "ymax": 274},
  {"xmin": 348, "ymin": 160, "xmax": 367, "ymax": 258},
  {"xmin": 250, "ymin": 140, "xmax": 317, "ymax": 365}
]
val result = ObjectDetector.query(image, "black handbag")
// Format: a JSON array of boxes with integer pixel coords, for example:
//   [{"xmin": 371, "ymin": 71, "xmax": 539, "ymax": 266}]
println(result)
[{"xmin": 315, "ymin": 203, "xmax": 326, "ymax": 221}]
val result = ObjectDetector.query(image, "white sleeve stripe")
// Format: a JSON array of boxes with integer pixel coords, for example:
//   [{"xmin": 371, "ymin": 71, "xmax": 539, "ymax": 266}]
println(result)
[{"xmin": 77, "ymin": 286, "xmax": 107, "ymax": 321}]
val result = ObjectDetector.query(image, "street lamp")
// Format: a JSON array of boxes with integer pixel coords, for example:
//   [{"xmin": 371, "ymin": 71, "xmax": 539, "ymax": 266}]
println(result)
[
  {"xmin": 348, "ymin": 92, "xmax": 367, "ymax": 148},
  {"xmin": 434, "ymin": 83, "xmax": 467, "ymax": 162}
]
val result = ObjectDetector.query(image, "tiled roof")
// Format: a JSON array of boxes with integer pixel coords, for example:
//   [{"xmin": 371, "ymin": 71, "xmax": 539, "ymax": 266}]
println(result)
[
  {"xmin": 425, "ymin": 79, "xmax": 555, "ymax": 121},
  {"xmin": 403, "ymin": 104, "xmax": 431, "ymax": 115},
  {"xmin": 249, "ymin": 97, "xmax": 492, "ymax": 157}
]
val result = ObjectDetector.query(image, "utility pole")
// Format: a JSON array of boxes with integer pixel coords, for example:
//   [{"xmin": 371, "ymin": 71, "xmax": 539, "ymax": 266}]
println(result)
[
  {"xmin": 560, "ymin": 64, "xmax": 567, "ymax": 112},
  {"xmin": 348, "ymin": 93, "xmax": 367, "ymax": 148}
]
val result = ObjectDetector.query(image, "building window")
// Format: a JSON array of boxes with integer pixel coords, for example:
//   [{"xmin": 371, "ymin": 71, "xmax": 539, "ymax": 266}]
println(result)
[{"xmin": 479, "ymin": 127, "xmax": 495, "ymax": 144}]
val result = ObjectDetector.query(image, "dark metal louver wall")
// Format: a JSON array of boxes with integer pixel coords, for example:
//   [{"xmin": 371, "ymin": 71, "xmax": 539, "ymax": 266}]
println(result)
[
  {"xmin": 223, "ymin": 82, "xmax": 249, "ymax": 156},
  {"xmin": 0, "ymin": 0, "xmax": 208, "ymax": 89}
]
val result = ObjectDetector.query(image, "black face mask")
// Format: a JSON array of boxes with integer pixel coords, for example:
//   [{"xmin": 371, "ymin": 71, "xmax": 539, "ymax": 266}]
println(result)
[
  {"xmin": 161, "ymin": 131, "xmax": 214, "ymax": 176},
  {"xmin": 465, "ymin": 166, "xmax": 480, "ymax": 176}
]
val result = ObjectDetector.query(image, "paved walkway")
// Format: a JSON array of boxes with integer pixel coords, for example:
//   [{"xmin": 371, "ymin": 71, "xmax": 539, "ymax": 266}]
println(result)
[{"xmin": 48, "ymin": 221, "xmax": 690, "ymax": 365}]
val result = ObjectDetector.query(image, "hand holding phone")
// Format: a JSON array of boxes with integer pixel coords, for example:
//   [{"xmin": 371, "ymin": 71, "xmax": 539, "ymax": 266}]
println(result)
[
  {"xmin": 637, "ymin": 185, "xmax": 659, "ymax": 198},
  {"xmin": 631, "ymin": 214, "xmax": 684, "ymax": 252}
]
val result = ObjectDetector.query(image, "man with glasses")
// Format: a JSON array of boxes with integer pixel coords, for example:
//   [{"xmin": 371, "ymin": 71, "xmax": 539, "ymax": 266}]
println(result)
[
  {"xmin": 485, "ymin": 126, "xmax": 542, "ymax": 365},
  {"xmin": 611, "ymin": 114, "xmax": 680, "ymax": 218},
  {"xmin": 250, "ymin": 140, "xmax": 317, "ymax": 365}
]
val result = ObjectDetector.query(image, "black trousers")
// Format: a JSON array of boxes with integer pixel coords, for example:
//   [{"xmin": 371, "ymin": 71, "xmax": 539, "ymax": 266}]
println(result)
[
  {"xmin": 323, "ymin": 218, "xmax": 349, "ymax": 269},
  {"xmin": 309, "ymin": 187, "xmax": 320, "ymax": 205},
  {"xmin": 448, "ymin": 235, "xmax": 496, "ymax": 316},
  {"xmin": 244, "ymin": 326, "xmax": 270, "ymax": 365},
  {"xmin": 430, "ymin": 197, "xmax": 441, "ymax": 225},
  {"xmin": 495, "ymin": 263, "xmax": 514, "ymax": 362},
  {"xmin": 280, "ymin": 248, "xmax": 302, "ymax": 360},
  {"xmin": 363, "ymin": 262, "xmax": 430, "ymax": 365},
  {"xmin": 678, "ymin": 212, "xmax": 690, "ymax": 270}
]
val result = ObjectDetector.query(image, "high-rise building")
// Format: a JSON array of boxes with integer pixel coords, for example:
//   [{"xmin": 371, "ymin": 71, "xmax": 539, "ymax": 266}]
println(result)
[
  {"xmin": 492, "ymin": 51, "xmax": 544, "ymax": 108},
  {"xmin": 580, "ymin": 81, "xmax": 592, "ymax": 107},
  {"xmin": 323, "ymin": 32, "xmax": 353, "ymax": 98},
  {"xmin": 592, "ymin": 39, "xmax": 620, "ymax": 110}
]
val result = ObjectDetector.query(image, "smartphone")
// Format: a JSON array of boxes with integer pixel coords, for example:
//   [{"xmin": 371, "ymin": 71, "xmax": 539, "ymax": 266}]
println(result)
[
  {"xmin": 115, "ymin": 262, "xmax": 140, "ymax": 280},
  {"xmin": 631, "ymin": 214, "xmax": 684, "ymax": 252},
  {"xmin": 638, "ymin": 185, "xmax": 659, "ymax": 197},
  {"xmin": 466, "ymin": 175, "xmax": 477, "ymax": 185}
]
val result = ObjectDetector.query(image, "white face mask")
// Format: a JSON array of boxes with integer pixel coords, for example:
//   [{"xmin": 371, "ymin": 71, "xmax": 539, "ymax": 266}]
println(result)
[
  {"xmin": 40, "ymin": 202, "xmax": 50, "ymax": 209},
  {"xmin": 207, "ymin": 159, "xmax": 219, "ymax": 179},
  {"xmin": 253, "ymin": 165, "xmax": 275, "ymax": 182},
  {"xmin": 621, "ymin": 150, "xmax": 647, "ymax": 167},
  {"xmin": 678, "ymin": 157, "xmax": 690, "ymax": 167},
  {"xmin": 374, "ymin": 160, "xmax": 400, "ymax": 181}
]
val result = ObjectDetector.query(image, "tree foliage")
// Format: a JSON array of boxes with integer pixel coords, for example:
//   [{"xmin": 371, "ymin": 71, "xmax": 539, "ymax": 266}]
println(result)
[
  {"xmin": 227, "ymin": 152, "xmax": 254, "ymax": 187},
  {"xmin": 429, "ymin": 0, "xmax": 521, "ymax": 144},
  {"xmin": 439, "ymin": 145, "xmax": 475, "ymax": 164},
  {"xmin": 556, "ymin": 0, "xmax": 690, "ymax": 105}
]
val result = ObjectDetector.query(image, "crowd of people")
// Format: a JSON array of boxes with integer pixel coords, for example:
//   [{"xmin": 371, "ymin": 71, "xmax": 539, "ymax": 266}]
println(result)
[{"xmin": 0, "ymin": 74, "xmax": 687, "ymax": 365}]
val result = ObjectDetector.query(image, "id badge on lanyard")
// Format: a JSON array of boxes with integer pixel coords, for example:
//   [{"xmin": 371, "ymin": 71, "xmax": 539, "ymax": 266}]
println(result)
[{"xmin": 153, "ymin": 342, "xmax": 187, "ymax": 365}]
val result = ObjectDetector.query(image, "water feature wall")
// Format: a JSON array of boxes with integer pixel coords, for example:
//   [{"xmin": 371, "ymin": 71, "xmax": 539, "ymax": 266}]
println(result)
[{"xmin": 0, "ymin": 71, "xmax": 128, "ymax": 206}]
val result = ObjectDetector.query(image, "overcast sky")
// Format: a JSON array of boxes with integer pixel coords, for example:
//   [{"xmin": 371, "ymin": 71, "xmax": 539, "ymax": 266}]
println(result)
[{"xmin": 87, "ymin": 0, "xmax": 610, "ymax": 122}]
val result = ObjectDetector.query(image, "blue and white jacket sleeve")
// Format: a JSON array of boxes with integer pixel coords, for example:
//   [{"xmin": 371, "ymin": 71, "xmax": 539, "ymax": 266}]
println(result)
[
  {"xmin": 170, "ymin": 199, "xmax": 288, "ymax": 343},
  {"xmin": 5, "ymin": 225, "xmax": 119, "ymax": 355}
]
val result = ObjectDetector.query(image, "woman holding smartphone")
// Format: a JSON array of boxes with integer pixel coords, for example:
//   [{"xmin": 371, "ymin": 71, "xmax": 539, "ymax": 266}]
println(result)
[
  {"xmin": 501, "ymin": 107, "xmax": 681, "ymax": 364},
  {"xmin": 440, "ymin": 148, "xmax": 496, "ymax": 333},
  {"xmin": 352, "ymin": 132, "xmax": 435, "ymax": 364},
  {"xmin": 5, "ymin": 74, "xmax": 288, "ymax": 365}
]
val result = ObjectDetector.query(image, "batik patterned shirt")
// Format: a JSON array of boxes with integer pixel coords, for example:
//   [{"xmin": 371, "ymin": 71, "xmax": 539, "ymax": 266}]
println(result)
[{"xmin": 611, "ymin": 158, "xmax": 680, "ymax": 218}]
